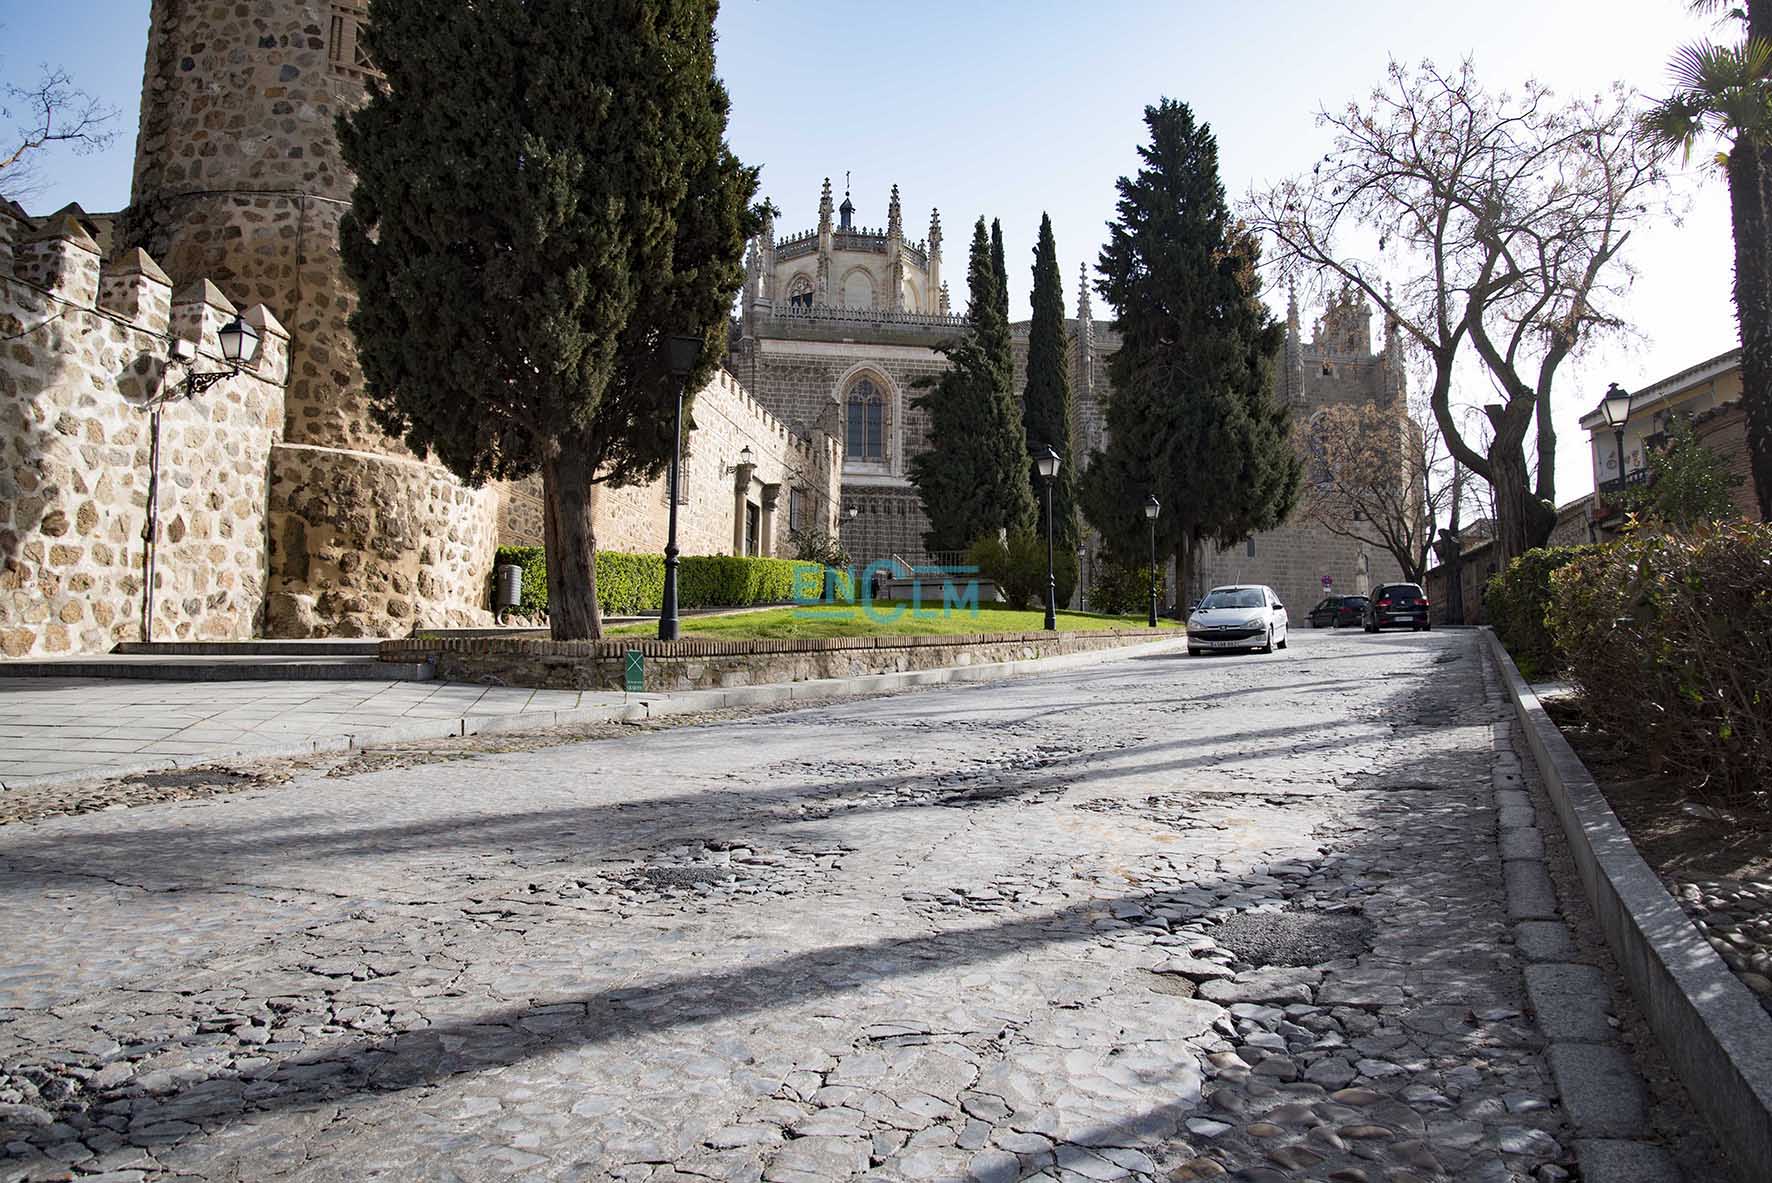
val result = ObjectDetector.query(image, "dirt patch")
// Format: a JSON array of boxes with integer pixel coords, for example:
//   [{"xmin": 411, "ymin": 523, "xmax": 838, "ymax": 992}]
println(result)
[{"xmin": 1543, "ymin": 696, "xmax": 1772, "ymax": 883}]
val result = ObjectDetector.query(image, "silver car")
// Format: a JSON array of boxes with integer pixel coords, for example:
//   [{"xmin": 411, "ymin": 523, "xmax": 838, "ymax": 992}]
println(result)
[{"xmin": 1186, "ymin": 584, "xmax": 1290, "ymax": 655}]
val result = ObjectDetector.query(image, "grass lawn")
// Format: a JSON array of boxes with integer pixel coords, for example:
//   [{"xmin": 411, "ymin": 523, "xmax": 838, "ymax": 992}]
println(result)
[{"xmin": 603, "ymin": 602, "xmax": 1181, "ymax": 640}]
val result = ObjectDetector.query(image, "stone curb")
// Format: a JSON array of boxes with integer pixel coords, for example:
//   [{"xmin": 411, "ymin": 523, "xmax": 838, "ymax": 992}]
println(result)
[
  {"xmin": 1485, "ymin": 629, "xmax": 1772, "ymax": 1183},
  {"xmin": 0, "ymin": 635, "xmax": 1190, "ymax": 794}
]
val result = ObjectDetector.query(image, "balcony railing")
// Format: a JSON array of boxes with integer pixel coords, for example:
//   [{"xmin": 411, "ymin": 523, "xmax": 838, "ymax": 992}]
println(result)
[{"xmin": 1597, "ymin": 468, "xmax": 1650, "ymax": 496}]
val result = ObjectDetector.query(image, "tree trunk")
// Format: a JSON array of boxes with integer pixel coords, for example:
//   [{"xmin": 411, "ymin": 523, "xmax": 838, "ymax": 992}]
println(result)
[
  {"xmin": 1490, "ymin": 443, "xmax": 1554, "ymax": 565},
  {"xmin": 542, "ymin": 448, "xmax": 603, "ymax": 640},
  {"xmin": 1729, "ymin": 143, "xmax": 1772, "ymax": 521}
]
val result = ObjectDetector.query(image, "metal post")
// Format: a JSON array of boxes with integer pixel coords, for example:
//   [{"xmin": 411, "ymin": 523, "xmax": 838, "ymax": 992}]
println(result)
[
  {"xmin": 659, "ymin": 381, "xmax": 686, "ymax": 641},
  {"xmin": 1042, "ymin": 478, "xmax": 1057, "ymax": 631},
  {"xmin": 1147, "ymin": 518, "xmax": 1158, "ymax": 629},
  {"xmin": 140, "ymin": 407, "xmax": 164, "ymax": 642},
  {"xmin": 1614, "ymin": 428, "xmax": 1626, "ymax": 489}
]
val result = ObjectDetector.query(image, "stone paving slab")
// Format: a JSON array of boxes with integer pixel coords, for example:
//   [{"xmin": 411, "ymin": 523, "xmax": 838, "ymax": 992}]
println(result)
[{"xmin": 0, "ymin": 630, "xmax": 1707, "ymax": 1181}]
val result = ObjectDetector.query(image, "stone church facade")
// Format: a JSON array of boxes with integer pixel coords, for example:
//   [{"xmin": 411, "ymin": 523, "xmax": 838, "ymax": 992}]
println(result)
[
  {"xmin": 729, "ymin": 182, "xmax": 1115, "ymax": 571},
  {"xmin": 1192, "ymin": 285, "xmax": 1409, "ymax": 616}
]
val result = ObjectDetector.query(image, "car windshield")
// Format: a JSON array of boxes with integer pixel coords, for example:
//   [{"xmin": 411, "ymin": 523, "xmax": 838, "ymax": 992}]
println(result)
[
  {"xmin": 1379, "ymin": 586, "xmax": 1422, "ymax": 599},
  {"xmin": 1200, "ymin": 589, "xmax": 1264, "ymax": 609}
]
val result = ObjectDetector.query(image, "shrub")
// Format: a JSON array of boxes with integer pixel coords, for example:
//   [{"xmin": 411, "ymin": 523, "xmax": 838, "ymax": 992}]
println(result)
[
  {"xmin": 968, "ymin": 532, "xmax": 1077, "ymax": 612},
  {"xmin": 491, "ymin": 546, "xmax": 823, "ymax": 617},
  {"xmin": 1483, "ymin": 544, "xmax": 1606, "ymax": 678},
  {"xmin": 1544, "ymin": 523, "xmax": 1772, "ymax": 807},
  {"xmin": 1089, "ymin": 555, "xmax": 1166, "ymax": 617}
]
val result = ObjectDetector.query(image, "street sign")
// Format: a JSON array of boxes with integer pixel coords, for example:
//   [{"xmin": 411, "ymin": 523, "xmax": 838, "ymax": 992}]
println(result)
[
  {"xmin": 624, "ymin": 649, "xmax": 644, "ymax": 693},
  {"xmin": 1321, "ymin": 575, "xmax": 1333, "ymax": 592}
]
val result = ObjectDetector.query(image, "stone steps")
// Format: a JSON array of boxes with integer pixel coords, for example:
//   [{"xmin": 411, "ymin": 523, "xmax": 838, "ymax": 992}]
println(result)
[
  {"xmin": 112, "ymin": 640, "xmax": 381, "ymax": 657},
  {"xmin": 0, "ymin": 655, "xmax": 432, "ymax": 682}
]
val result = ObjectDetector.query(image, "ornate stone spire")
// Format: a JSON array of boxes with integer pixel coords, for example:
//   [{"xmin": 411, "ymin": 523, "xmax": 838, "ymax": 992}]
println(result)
[
  {"xmin": 885, "ymin": 184, "xmax": 904, "ymax": 311},
  {"xmin": 927, "ymin": 208, "xmax": 942, "ymax": 260},
  {"xmin": 816, "ymin": 178, "xmax": 833, "ymax": 299},
  {"xmin": 1283, "ymin": 278, "xmax": 1302, "ymax": 405},
  {"xmin": 887, "ymin": 184, "xmax": 902, "ymax": 238},
  {"xmin": 1075, "ymin": 262, "xmax": 1095, "ymax": 407},
  {"xmin": 818, "ymin": 177, "xmax": 833, "ymax": 232},
  {"xmin": 939, "ymin": 281, "xmax": 951, "ymax": 315}
]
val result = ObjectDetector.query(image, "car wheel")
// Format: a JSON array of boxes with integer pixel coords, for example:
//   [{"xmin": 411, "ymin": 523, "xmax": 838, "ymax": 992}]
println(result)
[
  {"xmin": 1277, "ymin": 633, "xmax": 1287, "ymax": 650},
  {"xmin": 1364, "ymin": 621, "xmax": 1378, "ymax": 633},
  {"xmin": 1423, "ymin": 623, "xmax": 1432, "ymax": 631},
  {"xmin": 1188, "ymin": 646, "xmax": 1202, "ymax": 656},
  {"xmin": 1259, "ymin": 628, "xmax": 1274, "ymax": 654}
]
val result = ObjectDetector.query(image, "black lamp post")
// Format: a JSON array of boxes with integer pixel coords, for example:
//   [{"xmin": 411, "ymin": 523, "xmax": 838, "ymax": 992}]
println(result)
[
  {"xmin": 141, "ymin": 312, "xmax": 260, "ymax": 642},
  {"xmin": 1143, "ymin": 494, "xmax": 1161, "ymax": 628},
  {"xmin": 659, "ymin": 334, "xmax": 703, "ymax": 641},
  {"xmin": 1035, "ymin": 446, "xmax": 1061, "ymax": 630},
  {"xmin": 1599, "ymin": 382, "xmax": 1632, "ymax": 495}
]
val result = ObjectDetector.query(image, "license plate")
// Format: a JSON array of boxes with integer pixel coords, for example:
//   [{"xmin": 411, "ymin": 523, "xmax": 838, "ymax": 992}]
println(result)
[{"xmin": 1199, "ymin": 638, "xmax": 1246, "ymax": 648}]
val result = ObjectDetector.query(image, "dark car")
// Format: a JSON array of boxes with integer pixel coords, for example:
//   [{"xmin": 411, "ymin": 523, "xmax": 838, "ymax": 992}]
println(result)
[
  {"xmin": 1307, "ymin": 596, "xmax": 1343, "ymax": 628},
  {"xmin": 1363, "ymin": 583, "xmax": 1432, "ymax": 632}
]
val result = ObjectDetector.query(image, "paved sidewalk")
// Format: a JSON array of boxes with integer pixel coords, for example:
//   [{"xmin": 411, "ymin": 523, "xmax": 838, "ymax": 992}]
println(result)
[{"xmin": 0, "ymin": 678, "xmax": 628, "ymax": 787}]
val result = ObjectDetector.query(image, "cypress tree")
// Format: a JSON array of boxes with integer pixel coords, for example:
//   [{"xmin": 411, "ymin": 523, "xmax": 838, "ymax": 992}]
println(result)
[
  {"xmin": 1023, "ymin": 213, "xmax": 1080, "ymax": 560},
  {"xmin": 910, "ymin": 219, "xmax": 1037, "ymax": 551},
  {"xmin": 338, "ymin": 0, "xmax": 757, "ymax": 640},
  {"xmin": 1081, "ymin": 99, "xmax": 1300, "ymax": 610},
  {"xmin": 989, "ymin": 218, "xmax": 1011, "ymax": 332}
]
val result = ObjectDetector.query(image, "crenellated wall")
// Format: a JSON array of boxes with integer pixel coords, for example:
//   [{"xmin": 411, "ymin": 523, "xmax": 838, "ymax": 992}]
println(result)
[{"xmin": 0, "ymin": 206, "xmax": 290, "ymax": 657}]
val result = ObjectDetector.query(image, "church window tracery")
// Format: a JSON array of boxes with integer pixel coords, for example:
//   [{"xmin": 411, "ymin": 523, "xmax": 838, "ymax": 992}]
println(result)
[
  {"xmin": 786, "ymin": 274, "xmax": 815, "ymax": 308},
  {"xmin": 845, "ymin": 376, "xmax": 885, "ymax": 463}
]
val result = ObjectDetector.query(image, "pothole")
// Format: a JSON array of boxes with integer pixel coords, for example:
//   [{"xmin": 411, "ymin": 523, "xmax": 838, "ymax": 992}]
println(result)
[{"xmin": 1209, "ymin": 908, "xmax": 1374, "ymax": 968}]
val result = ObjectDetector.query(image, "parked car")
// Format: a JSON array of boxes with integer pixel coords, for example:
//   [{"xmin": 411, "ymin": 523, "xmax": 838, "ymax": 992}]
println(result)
[
  {"xmin": 1307, "ymin": 597, "xmax": 1342, "ymax": 628},
  {"xmin": 1363, "ymin": 583, "xmax": 1432, "ymax": 632},
  {"xmin": 1307, "ymin": 595, "xmax": 1369, "ymax": 628},
  {"xmin": 1333, "ymin": 595, "xmax": 1368, "ymax": 627},
  {"xmin": 1187, "ymin": 585, "xmax": 1289, "ymax": 655}
]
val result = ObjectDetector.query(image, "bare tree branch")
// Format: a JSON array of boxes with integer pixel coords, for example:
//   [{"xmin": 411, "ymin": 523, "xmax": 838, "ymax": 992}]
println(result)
[
  {"xmin": 1245, "ymin": 58, "xmax": 1668, "ymax": 561},
  {"xmin": 0, "ymin": 62, "xmax": 119, "ymax": 199}
]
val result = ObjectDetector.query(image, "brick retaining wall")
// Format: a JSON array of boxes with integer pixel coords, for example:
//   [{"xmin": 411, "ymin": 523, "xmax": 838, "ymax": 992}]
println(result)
[{"xmin": 382, "ymin": 628, "xmax": 1169, "ymax": 692}]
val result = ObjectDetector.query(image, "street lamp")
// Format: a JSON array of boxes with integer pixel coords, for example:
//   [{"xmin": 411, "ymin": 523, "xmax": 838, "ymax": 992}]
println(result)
[
  {"xmin": 141, "ymin": 313, "xmax": 260, "ymax": 642},
  {"xmin": 1143, "ymin": 495, "xmax": 1161, "ymax": 628},
  {"xmin": 1599, "ymin": 382, "xmax": 1632, "ymax": 491},
  {"xmin": 659, "ymin": 333, "xmax": 703, "ymax": 641},
  {"xmin": 1035, "ymin": 445, "xmax": 1061, "ymax": 631}
]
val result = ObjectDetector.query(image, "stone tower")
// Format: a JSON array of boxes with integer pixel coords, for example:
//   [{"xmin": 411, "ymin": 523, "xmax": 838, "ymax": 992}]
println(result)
[{"xmin": 125, "ymin": 0, "xmax": 499, "ymax": 636}]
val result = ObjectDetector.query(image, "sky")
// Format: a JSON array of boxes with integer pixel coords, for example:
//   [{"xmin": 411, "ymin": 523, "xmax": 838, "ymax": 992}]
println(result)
[{"xmin": 2, "ymin": 0, "xmax": 1742, "ymax": 505}]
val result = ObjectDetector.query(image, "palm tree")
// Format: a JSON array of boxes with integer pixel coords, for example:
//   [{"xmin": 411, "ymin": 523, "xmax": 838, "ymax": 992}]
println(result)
[{"xmin": 1643, "ymin": 34, "xmax": 1772, "ymax": 519}]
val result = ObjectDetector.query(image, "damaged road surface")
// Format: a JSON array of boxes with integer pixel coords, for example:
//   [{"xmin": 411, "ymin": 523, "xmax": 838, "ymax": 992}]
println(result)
[{"xmin": 0, "ymin": 631, "xmax": 1694, "ymax": 1181}]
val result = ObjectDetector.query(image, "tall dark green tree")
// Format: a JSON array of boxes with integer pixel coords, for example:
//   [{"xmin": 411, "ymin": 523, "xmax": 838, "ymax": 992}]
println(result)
[
  {"xmin": 989, "ymin": 218, "xmax": 1011, "ymax": 332},
  {"xmin": 1082, "ymin": 99, "xmax": 1300, "ymax": 610},
  {"xmin": 1023, "ymin": 213, "xmax": 1079, "ymax": 560},
  {"xmin": 337, "ymin": 0, "xmax": 756, "ymax": 640},
  {"xmin": 910, "ymin": 219, "xmax": 1037, "ymax": 550}
]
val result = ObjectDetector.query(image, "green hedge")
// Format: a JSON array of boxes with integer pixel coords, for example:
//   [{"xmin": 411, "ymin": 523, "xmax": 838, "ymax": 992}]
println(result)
[
  {"xmin": 1544, "ymin": 523, "xmax": 1771, "ymax": 806},
  {"xmin": 1483, "ymin": 544, "xmax": 1606, "ymax": 679},
  {"xmin": 968, "ymin": 532, "xmax": 1078, "ymax": 612},
  {"xmin": 494, "ymin": 546, "xmax": 842, "ymax": 616},
  {"xmin": 1089, "ymin": 555, "xmax": 1166, "ymax": 617}
]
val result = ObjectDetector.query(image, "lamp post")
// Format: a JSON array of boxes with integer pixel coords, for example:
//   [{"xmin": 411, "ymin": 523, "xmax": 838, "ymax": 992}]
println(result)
[
  {"xmin": 141, "ymin": 313, "xmax": 260, "ymax": 642},
  {"xmin": 1599, "ymin": 382, "xmax": 1632, "ymax": 495},
  {"xmin": 1143, "ymin": 495, "xmax": 1161, "ymax": 628},
  {"xmin": 1035, "ymin": 446, "xmax": 1061, "ymax": 630},
  {"xmin": 659, "ymin": 334, "xmax": 703, "ymax": 641}
]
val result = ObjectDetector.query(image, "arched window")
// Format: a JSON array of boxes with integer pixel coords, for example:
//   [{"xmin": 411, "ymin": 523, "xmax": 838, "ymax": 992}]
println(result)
[
  {"xmin": 786, "ymin": 274, "xmax": 815, "ymax": 308},
  {"xmin": 845, "ymin": 377, "xmax": 885, "ymax": 463}
]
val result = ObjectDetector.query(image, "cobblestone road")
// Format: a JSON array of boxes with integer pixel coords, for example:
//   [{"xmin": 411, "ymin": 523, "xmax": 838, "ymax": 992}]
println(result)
[{"xmin": 0, "ymin": 630, "xmax": 1694, "ymax": 1181}]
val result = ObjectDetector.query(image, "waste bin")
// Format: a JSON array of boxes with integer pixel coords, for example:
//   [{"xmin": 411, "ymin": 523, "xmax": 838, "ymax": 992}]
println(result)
[{"xmin": 494, "ymin": 563, "xmax": 524, "ymax": 614}]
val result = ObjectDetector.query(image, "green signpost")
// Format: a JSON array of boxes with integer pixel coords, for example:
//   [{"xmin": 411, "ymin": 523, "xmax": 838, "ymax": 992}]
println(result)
[{"xmin": 624, "ymin": 649, "xmax": 644, "ymax": 693}]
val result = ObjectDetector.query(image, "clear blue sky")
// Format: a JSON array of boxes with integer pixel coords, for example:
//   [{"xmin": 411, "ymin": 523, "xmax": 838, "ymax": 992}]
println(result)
[{"xmin": 4, "ymin": 1, "xmax": 1740, "ymax": 503}]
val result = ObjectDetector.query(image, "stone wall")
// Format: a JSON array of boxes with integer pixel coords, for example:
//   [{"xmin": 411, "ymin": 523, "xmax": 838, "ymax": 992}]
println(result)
[
  {"xmin": 1196, "ymin": 524, "xmax": 1404, "ymax": 624},
  {"xmin": 265, "ymin": 442, "xmax": 500, "ymax": 637},
  {"xmin": 585, "ymin": 367, "xmax": 843, "ymax": 559},
  {"xmin": 1693, "ymin": 402, "xmax": 1761, "ymax": 523},
  {"xmin": 0, "ymin": 207, "xmax": 290, "ymax": 657},
  {"xmin": 386, "ymin": 627, "xmax": 1169, "ymax": 692}
]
